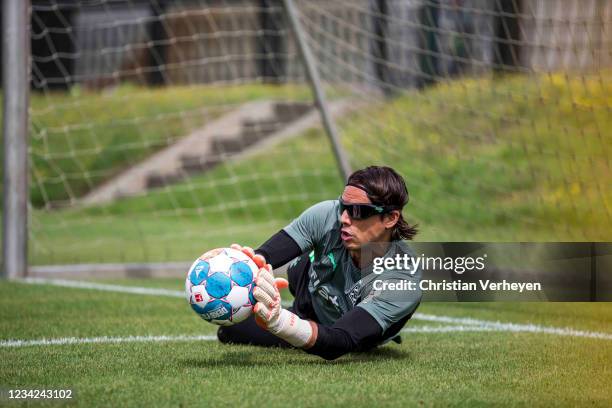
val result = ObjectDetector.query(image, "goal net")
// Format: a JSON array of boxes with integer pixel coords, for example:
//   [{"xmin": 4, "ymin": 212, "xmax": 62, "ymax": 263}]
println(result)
[{"xmin": 26, "ymin": 0, "xmax": 611, "ymax": 267}]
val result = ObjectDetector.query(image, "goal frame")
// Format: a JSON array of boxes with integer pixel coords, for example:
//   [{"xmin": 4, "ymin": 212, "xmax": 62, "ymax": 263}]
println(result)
[{"xmin": 1, "ymin": 0, "xmax": 346, "ymax": 279}]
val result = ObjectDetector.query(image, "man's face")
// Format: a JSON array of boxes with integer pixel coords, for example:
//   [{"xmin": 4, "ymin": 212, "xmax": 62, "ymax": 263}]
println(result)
[{"xmin": 339, "ymin": 186, "xmax": 397, "ymax": 251}]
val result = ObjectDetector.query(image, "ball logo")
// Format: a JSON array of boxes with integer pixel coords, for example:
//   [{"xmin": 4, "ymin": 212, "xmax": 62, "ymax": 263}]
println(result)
[
  {"xmin": 194, "ymin": 293, "xmax": 204, "ymax": 302},
  {"xmin": 202, "ymin": 305, "xmax": 229, "ymax": 320}
]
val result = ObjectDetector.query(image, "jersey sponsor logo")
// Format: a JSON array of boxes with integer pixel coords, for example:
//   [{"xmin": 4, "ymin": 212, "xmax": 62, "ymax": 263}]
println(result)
[
  {"xmin": 346, "ymin": 279, "xmax": 363, "ymax": 306},
  {"xmin": 316, "ymin": 286, "xmax": 340, "ymax": 310}
]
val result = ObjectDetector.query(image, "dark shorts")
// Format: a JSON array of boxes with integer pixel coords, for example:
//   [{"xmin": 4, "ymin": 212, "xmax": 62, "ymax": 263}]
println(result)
[{"xmin": 217, "ymin": 254, "xmax": 315, "ymax": 347}]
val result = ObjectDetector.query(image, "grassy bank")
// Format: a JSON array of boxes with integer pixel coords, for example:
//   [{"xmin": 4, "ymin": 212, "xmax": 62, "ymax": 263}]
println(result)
[{"xmin": 28, "ymin": 73, "xmax": 611, "ymax": 264}]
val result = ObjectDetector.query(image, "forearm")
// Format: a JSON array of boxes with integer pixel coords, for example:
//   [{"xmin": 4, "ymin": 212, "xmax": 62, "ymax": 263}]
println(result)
[
  {"xmin": 255, "ymin": 299, "xmax": 386, "ymax": 360},
  {"xmin": 262, "ymin": 308, "xmax": 318, "ymax": 348},
  {"xmin": 305, "ymin": 307, "xmax": 383, "ymax": 360}
]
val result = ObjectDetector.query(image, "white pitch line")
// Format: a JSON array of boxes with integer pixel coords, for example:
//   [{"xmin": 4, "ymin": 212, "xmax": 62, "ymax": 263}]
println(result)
[
  {"xmin": 2, "ymin": 324, "xmax": 606, "ymax": 349},
  {"xmin": 22, "ymin": 277, "xmax": 185, "ymax": 298},
  {"xmin": 17, "ymin": 278, "xmax": 612, "ymax": 341},
  {"xmin": 402, "ymin": 325, "xmax": 612, "ymax": 339},
  {"xmin": 413, "ymin": 313, "xmax": 612, "ymax": 340},
  {"xmin": 0, "ymin": 334, "xmax": 217, "ymax": 348},
  {"xmin": 0, "ymin": 327, "xmax": 495, "ymax": 348},
  {"xmin": 2, "ymin": 323, "xmax": 611, "ymax": 348},
  {"xmin": 402, "ymin": 325, "xmax": 497, "ymax": 334}
]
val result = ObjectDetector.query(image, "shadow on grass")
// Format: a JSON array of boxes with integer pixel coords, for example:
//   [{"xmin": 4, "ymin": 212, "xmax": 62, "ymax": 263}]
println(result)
[{"xmin": 180, "ymin": 345, "xmax": 411, "ymax": 367}]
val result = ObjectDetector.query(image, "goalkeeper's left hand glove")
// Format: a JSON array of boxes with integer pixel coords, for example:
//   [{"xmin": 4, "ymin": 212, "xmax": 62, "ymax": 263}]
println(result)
[
  {"xmin": 252, "ymin": 262, "xmax": 318, "ymax": 348},
  {"xmin": 230, "ymin": 243, "xmax": 317, "ymax": 348}
]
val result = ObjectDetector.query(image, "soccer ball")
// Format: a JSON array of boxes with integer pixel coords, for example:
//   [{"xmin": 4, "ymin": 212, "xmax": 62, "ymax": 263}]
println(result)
[{"xmin": 185, "ymin": 247, "xmax": 258, "ymax": 326}]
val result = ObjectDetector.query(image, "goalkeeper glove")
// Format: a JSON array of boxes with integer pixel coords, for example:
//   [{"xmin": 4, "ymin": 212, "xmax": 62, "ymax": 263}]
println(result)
[{"xmin": 230, "ymin": 244, "xmax": 317, "ymax": 348}]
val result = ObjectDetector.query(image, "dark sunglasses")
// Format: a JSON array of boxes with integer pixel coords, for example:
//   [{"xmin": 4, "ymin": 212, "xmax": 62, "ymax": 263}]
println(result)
[{"xmin": 339, "ymin": 197, "xmax": 399, "ymax": 220}]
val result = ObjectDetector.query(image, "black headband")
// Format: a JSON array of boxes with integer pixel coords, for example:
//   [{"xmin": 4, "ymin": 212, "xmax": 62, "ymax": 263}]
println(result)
[
  {"xmin": 345, "ymin": 182, "xmax": 372, "ymax": 196},
  {"xmin": 344, "ymin": 182, "xmax": 408, "ymax": 208}
]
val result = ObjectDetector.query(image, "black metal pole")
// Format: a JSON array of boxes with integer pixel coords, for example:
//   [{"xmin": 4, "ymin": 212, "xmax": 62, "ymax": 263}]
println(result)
[
  {"xmin": 494, "ymin": 0, "xmax": 522, "ymax": 72},
  {"xmin": 147, "ymin": 0, "xmax": 168, "ymax": 86},
  {"xmin": 418, "ymin": 0, "xmax": 439, "ymax": 88},
  {"xmin": 259, "ymin": 0, "xmax": 285, "ymax": 83},
  {"xmin": 590, "ymin": 243, "xmax": 597, "ymax": 301},
  {"xmin": 372, "ymin": 0, "xmax": 394, "ymax": 96}
]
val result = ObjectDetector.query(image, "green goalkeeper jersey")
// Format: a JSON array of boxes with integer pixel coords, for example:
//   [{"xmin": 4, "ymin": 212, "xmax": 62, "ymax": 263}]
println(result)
[{"xmin": 284, "ymin": 200, "xmax": 422, "ymax": 333}]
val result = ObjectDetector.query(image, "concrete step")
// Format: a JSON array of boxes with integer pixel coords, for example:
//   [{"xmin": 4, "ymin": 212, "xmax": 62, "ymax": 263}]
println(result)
[
  {"xmin": 211, "ymin": 138, "xmax": 244, "ymax": 155},
  {"xmin": 241, "ymin": 119, "xmax": 284, "ymax": 142},
  {"xmin": 274, "ymin": 102, "xmax": 312, "ymax": 122},
  {"xmin": 180, "ymin": 155, "xmax": 222, "ymax": 173},
  {"xmin": 146, "ymin": 172, "xmax": 185, "ymax": 189},
  {"xmin": 78, "ymin": 99, "xmax": 355, "ymax": 206}
]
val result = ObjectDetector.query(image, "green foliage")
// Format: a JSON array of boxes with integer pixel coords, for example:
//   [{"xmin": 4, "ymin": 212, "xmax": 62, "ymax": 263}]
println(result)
[
  {"xmin": 344, "ymin": 73, "xmax": 611, "ymax": 240},
  {"xmin": 25, "ymin": 84, "xmax": 311, "ymax": 207},
  {"xmin": 24, "ymin": 72, "xmax": 612, "ymax": 264}
]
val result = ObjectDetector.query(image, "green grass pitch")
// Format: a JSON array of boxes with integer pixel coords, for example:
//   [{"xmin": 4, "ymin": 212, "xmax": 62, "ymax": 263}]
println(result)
[{"xmin": 1, "ymin": 278, "xmax": 611, "ymax": 407}]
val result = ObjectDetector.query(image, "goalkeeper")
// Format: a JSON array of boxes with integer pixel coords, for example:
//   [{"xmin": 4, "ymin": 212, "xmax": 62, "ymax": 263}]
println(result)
[{"xmin": 218, "ymin": 166, "xmax": 422, "ymax": 360}]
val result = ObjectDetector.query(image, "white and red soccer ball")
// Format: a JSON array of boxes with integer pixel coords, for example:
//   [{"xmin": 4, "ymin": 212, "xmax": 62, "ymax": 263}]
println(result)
[{"xmin": 185, "ymin": 247, "xmax": 258, "ymax": 326}]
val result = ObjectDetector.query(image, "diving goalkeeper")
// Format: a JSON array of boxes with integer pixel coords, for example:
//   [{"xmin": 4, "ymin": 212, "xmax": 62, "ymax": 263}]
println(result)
[{"xmin": 218, "ymin": 166, "xmax": 422, "ymax": 360}]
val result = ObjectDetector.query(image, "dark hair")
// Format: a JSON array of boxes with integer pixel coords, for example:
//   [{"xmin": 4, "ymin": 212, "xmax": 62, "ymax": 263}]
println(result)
[{"xmin": 346, "ymin": 166, "xmax": 418, "ymax": 240}]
